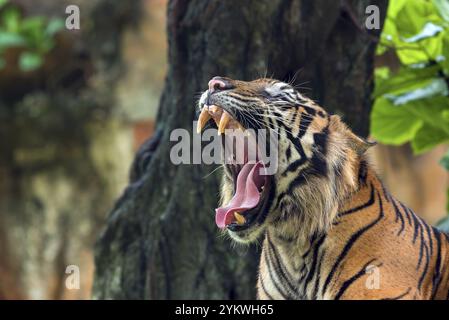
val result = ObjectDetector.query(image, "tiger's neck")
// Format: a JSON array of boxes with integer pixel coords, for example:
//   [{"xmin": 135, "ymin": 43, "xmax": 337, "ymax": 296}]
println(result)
[
  {"xmin": 270, "ymin": 156, "xmax": 372, "ymax": 247},
  {"xmin": 259, "ymin": 164, "xmax": 449, "ymax": 300}
]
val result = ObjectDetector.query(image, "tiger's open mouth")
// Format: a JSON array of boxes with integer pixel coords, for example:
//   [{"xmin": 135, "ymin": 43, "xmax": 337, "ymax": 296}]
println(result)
[{"xmin": 197, "ymin": 104, "xmax": 273, "ymax": 232}]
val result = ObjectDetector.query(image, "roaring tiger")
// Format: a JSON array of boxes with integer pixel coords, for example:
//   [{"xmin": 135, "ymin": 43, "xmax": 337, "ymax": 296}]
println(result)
[{"xmin": 196, "ymin": 76, "xmax": 449, "ymax": 300}]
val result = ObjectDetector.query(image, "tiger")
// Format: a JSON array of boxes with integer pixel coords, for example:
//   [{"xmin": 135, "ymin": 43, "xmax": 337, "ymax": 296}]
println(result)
[{"xmin": 196, "ymin": 76, "xmax": 449, "ymax": 300}]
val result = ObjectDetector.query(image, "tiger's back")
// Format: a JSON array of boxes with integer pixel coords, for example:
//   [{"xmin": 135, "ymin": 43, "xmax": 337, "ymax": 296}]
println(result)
[{"xmin": 258, "ymin": 164, "xmax": 449, "ymax": 300}]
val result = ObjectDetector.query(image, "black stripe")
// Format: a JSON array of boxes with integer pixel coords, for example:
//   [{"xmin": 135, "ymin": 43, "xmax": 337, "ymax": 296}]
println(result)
[
  {"xmin": 274, "ymin": 192, "xmax": 286, "ymax": 211},
  {"xmin": 286, "ymin": 172, "xmax": 307, "ymax": 195},
  {"xmin": 410, "ymin": 207, "xmax": 424, "ymax": 245},
  {"xmin": 431, "ymin": 229, "xmax": 442, "ymax": 299},
  {"xmin": 311, "ymin": 251, "xmax": 325, "ymax": 299},
  {"xmin": 297, "ymin": 115, "xmax": 313, "ymax": 138},
  {"xmin": 283, "ymin": 91, "xmax": 297, "ymax": 102},
  {"xmin": 322, "ymin": 191, "xmax": 384, "ymax": 296},
  {"xmin": 391, "ymin": 199, "xmax": 405, "ymax": 236},
  {"xmin": 256, "ymin": 176, "xmax": 276, "ymax": 225},
  {"xmin": 285, "ymin": 144, "xmax": 292, "ymax": 160},
  {"xmin": 302, "ymin": 106, "xmax": 317, "ymax": 116},
  {"xmin": 266, "ymin": 234, "xmax": 297, "ymax": 295},
  {"xmin": 258, "ymin": 274, "xmax": 275, "ymax": 300},
  {"xmin": 310, "ymin": 128, "xmax": 328, "ymax": 177},
  {"xmin": 423, "ymin": 220, "xmax": 434, "ymax": 256},
  {"xmin": 289, "ymin": 108, "xmax": 299, "ymax": 126},
  {"xmin": 226, "ymin": 93, "xmax": 260, "ymax": 103},
  {"xmin": 382, "ymin": 288, "xmax": 411, "ymax": 300},
  {"xmin": 339, "ymin": 183, "xmax": 375, "ymax": 216},
  {"xmin": 263, "ymin": 247, "xmax": 289, "ymax": 299},
  {"xmin": 303, "ymin": 235, "xmax": 326, "ymax": 291},
  {"xmin": 282, "ymin": 157, "xmax": 307, "ymax": 176},
  {"xmin": 358, "ymin": 160, "xmax": 368, "ymax": 185},
  {"xmin": 233, "ymin": 109, "xmax": 264, "ymax": 131},
  {"xmin": 280, "ymin": 113, "xmax": 310, "ymax": 175},
  {"xmin": 417, "ymin": 238, "xmax": 424, "ymax": 271},
  {"xmin": 417, "ymin": 241, "xmax": 430, "ymax": 291},
  {"xmin": 334, "ymin": 259, "xmax": 379, "ymax": 300},
  {"xmin": 399, "ymin": 202, "xmax": 413, "ymax": 228},
  {"xmin": 381, "ymin": 183, "xmax": 391, "ymax": 202}
]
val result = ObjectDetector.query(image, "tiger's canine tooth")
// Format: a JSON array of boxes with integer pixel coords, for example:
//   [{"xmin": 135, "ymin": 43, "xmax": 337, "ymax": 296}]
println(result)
[
  {"xmin": 234, "ymin": 212, "xmax": 246, "ymax": 225},
  {"xmin": 197, "ymin": 107, "xmax": 211, "ymax": 133},
  {"xmin": 209, "ymin": 105, "xmax": 220, "ymax": 115},
  {"xmin": 218, "ymin": 111, "xmax": 232, "ymax": 135}
]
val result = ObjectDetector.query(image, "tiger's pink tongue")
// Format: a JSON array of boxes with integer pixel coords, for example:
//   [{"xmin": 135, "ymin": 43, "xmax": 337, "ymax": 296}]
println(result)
[{"xmin": 215, "ymin": 161, "xmax": 266, "ymax": 229}]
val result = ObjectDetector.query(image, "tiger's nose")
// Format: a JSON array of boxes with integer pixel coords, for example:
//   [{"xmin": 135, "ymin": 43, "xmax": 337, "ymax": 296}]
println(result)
[{"xmin": 208, "ymin": 76, "xmax": 233, "ymax": 93}]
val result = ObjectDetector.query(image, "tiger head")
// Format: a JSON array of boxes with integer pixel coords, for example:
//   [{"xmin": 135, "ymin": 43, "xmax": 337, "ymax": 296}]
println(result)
[{"xmin": 197, "ymin": 76, "xmax": 375, "ymax": 244}]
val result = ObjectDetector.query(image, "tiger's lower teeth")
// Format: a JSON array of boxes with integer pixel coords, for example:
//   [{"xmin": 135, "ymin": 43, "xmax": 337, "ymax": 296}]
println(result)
[{"xmin": 234, "ymin": 212, "xmax": 246, "ymax": 225}]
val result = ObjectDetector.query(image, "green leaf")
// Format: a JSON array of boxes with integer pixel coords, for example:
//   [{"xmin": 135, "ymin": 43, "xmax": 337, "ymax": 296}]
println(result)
[
  {"xmin": 402, "ymin": 22, "xmax": 443, "ymax": 43},
  {"xmin": 19, "ymin": 51, "xmax": 42, "ymax": 71},
  {"xmin": 0, "ymin": 0, "xmax": 8, "ymax": 9},
  {"xmin": 388, "ymin": 0, "xmax": 409, "ymax": 18},
  {"xmin": 396, "ymin": 30, "xmax": 444, "ymax": 65},
  {"xmin": 370, "ymin": 98, "xmax": 423, "ymax": 145},
  {"xmin": 45, "ymin": 18, "xmax": 64, "ymax": 36},
  {"xmin": 407, "ymin": 97, "xmax": 449, "ymax": 134},
  {"xmin": 374, "ymin": 67, "xmax": 391, "ymax": 81},
  {"xmin": 0, "ymin": 31, "xmax": 26, "ymax": 48},
  {"xmin": 391, "ymin": 0, "xmax": 445, "ymax": 64},
  {"xmin": 374, "ymin": 65, "xmax": 439, "ymax": 98},
  {"xmin": 2, "ymin": 7, "xmax": 21, "ymax": 33},
  {"xmin": 443, "ymin": 110, "xmax": 449, "ymax": 121},
  {"xmin": 411, "ymin": 124, "xmax": 449, "ymax": 153},
  {"xmin": 19, "ymin": 16, "xmax": 45, "ymax": 48},
  {"xmin": 396, "ymin": 0, "xmax": 439, "ymax": 37},
  {"xmin": 384, "ymin": 78, "xmax": 449, "ymax": 105},
  {"xmin": 19, "ymin": 16, "xmax": 45, "ymax": 33},
  {"xmin": 395, "ymin": 46, "xmax": 430, "ymax": 65},
  {"xmin": 379, "ymin": 17, "xmax": 402, "ymax": 54},
  {"xmin": 440, "ymin": 150, "xmax": 449, "ymax": 171},
  {"xmin": 442, "ymin": 35, "xmax": 449, "ymax": 75},
  {"xmin": 433, "ymin": 0, "xmax": 449, "ymax": 22}
]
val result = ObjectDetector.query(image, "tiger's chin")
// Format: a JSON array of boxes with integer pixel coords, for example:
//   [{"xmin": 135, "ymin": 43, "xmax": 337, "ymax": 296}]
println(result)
[
  {"xmin": 227, "ymin": 223, "xmax": 267, "ymax": 244},
  {"xmin": 224, "ymin": 172, "xmax": 274, "ymax": 244}
]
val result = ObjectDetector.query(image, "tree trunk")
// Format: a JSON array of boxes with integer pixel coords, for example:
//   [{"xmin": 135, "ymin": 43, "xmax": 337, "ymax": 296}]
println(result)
[{"xmin": 93, "ymin": 0, "xmax": 388, "ymax": 299}]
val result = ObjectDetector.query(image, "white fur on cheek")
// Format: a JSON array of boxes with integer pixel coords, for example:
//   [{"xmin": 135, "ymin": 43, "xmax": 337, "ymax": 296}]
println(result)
[{"xmin": 264, "ymin": 82, "xmax": 288, "ymax": 97}]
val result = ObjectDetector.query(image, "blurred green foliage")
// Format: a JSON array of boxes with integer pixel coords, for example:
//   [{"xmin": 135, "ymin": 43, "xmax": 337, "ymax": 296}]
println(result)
[
  {"xmin": 371, "ymin": 0, "xmax": 449, "ymax": 225},
  {"xmin": 0, "ymin": 0, "xmax": 64, "ymax": 71}
]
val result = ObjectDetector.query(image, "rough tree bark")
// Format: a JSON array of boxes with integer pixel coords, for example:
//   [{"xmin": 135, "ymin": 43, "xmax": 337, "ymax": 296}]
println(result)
[{"xmin": 93, "ymin": 0, "xmax": 388, "ymax": 299}]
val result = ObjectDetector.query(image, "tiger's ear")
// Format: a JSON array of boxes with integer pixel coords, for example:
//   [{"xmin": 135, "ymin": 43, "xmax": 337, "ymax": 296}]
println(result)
[
  {"xmin": 329, "ymin": 115, "xmax": 376, "ymax": 156},
  {"xmin": 346, "ymin": 130, "xmax": 377, "ymax": 156}
]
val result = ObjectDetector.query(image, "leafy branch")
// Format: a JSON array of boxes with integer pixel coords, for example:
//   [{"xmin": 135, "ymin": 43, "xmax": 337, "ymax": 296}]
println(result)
[
  {"xmin": 0, "ymin": 0, "xmax": 64, "ymax": 71},
  {"xmin": 370, "ymin": 0, "xmax": 449, "ymax": 225}
]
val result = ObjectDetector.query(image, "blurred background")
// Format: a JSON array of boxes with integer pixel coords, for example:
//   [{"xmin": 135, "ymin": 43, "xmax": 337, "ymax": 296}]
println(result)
[{"xmin": 0, "ymin": 0, "xmax": 447, "ymax": 299}]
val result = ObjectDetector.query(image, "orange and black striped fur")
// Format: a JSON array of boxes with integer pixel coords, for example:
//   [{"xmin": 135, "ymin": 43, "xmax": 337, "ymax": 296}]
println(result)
[{"xmin": 199, "ymin": 77, "xmax": 449, "ymax": 300}]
